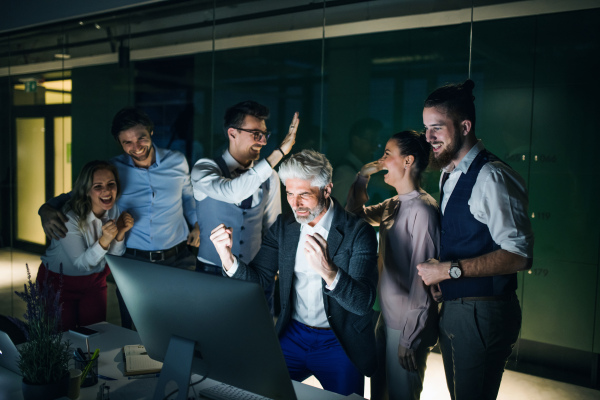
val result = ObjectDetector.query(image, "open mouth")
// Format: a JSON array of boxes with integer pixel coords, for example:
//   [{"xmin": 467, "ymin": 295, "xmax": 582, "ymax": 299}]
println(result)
[
  {"xmin": 100, "ymin": 196, "xmax": 113, "ymax": 206},
  {"xmin": 431, "ymin": 143, "xmax": 443, "ymax": 152}
]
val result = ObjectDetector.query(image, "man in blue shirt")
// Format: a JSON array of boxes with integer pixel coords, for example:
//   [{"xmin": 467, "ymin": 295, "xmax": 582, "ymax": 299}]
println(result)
[{"xmin": 39, "ymin": 107, "xmax": 200, "ymax": 328}]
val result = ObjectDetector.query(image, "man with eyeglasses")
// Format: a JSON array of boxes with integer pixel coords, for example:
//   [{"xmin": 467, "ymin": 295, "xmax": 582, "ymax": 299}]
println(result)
[{"xmin": 191, "ymin": 101, "xmax": 298, "ymax": 311}]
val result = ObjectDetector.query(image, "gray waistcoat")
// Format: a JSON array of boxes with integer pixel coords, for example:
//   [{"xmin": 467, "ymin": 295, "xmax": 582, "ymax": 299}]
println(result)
[{"xmin": 196, "ymin": 155, "xmax": 271, "ymax": 266}]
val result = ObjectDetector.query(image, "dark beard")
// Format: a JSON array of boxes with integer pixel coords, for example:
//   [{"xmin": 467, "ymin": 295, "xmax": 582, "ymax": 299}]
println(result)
[
  {"xmin": 429, "ymin": 125, "xmax": 463, "ymax": 170},
  {"xmin": 429, "ymin": 146, "xmax": 456, "ymax": 170}
]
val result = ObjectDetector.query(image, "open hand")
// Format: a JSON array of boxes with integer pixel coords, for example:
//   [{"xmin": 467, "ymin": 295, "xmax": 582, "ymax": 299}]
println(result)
[
  {"xmin": 279, "ymin": 112, "xmax": 300, "ymax": 156},
  {"xmin": 304, "ymin": 232, "xmax": 338, "ymax": 285},
  {"xmin": 39, "ymin": 204, "xmax": 68, "ymax": 240},
  {"xmin": 398, "ymin": 345, "xmax": 418, "ymax": 371},
  {"xmin": 359, "ymin": 160, "xmax": 383, "ymax": 177}
]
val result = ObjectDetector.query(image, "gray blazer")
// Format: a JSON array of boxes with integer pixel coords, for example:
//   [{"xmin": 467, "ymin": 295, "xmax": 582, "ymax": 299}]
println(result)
[{"xmin": 232, "ymin": 198, "xmax": 378, "ymax": 376}]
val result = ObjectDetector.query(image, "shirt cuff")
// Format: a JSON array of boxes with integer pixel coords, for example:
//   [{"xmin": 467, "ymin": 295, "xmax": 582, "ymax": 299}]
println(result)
[
  {"xmin": 325, "ymin": 270, "xmax": 340, "ymax": 291},
  {"xmin": 224, "ymin": 257, "xmax": 239, "ymax": 277}
]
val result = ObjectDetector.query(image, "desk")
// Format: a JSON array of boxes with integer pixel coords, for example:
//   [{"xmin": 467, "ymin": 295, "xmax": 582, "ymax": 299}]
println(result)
[{"xmin": 0, "ymin": 322, "xmax": 349, "ymax": 400}]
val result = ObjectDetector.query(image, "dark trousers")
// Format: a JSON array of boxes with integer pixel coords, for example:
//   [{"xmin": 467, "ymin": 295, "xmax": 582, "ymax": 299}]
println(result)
[
  {"xmin": 116, "ymin": 244, "xmax": 196, "ymax": 330},
  {"xmin": 439, "ymin": 296, "xmax": 521, "ymax": 400}
]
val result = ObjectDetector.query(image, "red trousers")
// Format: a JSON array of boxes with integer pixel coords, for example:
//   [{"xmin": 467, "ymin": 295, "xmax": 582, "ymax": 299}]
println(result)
[{"xmin": 36, "ymin": 263, "xmax": 110, "ymax": 331}]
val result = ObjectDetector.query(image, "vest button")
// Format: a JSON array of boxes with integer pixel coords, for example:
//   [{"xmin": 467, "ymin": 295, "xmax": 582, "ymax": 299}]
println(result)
[
  {"xmin": 239, "ymin": 254, "xmax": 243, "ymax": 259},
  {"xmin": 241, "ymin": 226, "xmax": 245, "ymax": 230},
  {"xmin": 240, "ymin": 240, "xmax": 244, "ymax": 244}
]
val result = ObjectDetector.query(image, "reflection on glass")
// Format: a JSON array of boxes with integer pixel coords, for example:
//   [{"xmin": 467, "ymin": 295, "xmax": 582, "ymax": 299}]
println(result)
[{"xmin": 16, "ymin": 118, "xmax": 46, "ymax": 245}]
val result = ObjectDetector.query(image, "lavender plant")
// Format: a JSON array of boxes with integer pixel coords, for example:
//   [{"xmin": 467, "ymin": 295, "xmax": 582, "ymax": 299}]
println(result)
[{"xmin": 14, "ymin": 264, "xmax": 71, "ymax": 385}]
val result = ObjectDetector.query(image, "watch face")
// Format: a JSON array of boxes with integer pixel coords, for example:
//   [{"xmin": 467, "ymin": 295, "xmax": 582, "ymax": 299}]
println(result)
[{"xmin": 450, "ymin": 266, "xmax": 462, "ymax": 279}]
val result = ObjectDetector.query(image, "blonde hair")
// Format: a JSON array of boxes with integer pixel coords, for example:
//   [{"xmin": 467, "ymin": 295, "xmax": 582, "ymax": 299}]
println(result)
[{"xmin": 64, "ymin": 160, "xmax": 121, "ymax": 232}]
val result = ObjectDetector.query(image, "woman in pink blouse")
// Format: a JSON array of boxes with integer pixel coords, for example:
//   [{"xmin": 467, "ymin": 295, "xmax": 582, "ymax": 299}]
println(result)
[
  {"xmin": 347, "ymin": 130, "xmax": 440, "ymax": 400},
  {"xmin": 38, "ymin": 160, "xmax": 134, "ymax": 331}
]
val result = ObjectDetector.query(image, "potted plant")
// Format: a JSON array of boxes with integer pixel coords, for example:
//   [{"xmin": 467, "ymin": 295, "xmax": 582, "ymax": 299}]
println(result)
[{"xmin": 13, "ymin": 264, "xmax": 71, "ymax": 400}]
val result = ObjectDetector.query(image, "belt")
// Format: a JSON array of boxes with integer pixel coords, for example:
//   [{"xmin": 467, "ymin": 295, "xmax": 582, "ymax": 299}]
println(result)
[
  {"xmin": 301, "ymin": 323, "xmax": 331, "ymax": 331},
  {"xmin": 126, "ymin": 242, "xmax": 187, "ymax": 262},
  {"xmin": 447, "ymin": 293, "xmax": 516, "ymax": 302}
]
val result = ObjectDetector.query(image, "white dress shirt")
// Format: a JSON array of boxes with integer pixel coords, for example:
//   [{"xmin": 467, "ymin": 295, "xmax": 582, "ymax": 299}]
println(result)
[
  {"xmin": 291, "ymin": 200, "xmax": 338, "ymax": 328},
  {"xmin": 440, "ymin": 140, "xmax": 534, "ymax": 258},
  {"xmin": 191, "ymin": 149, "xmax": 280, "ymax": 213},
  {"xmin": 226, "ymin": 199, "xmax": 339, "ymax": 328},
  {"xmin": 41, "ymin": 206, "xmax": 126, "ymax": 276}
]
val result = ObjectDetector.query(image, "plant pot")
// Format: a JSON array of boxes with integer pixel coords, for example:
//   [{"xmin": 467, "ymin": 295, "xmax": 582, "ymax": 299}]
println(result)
[{"xmin": 22, "ymin": 373, "xmax": 69, "ymax": 400}]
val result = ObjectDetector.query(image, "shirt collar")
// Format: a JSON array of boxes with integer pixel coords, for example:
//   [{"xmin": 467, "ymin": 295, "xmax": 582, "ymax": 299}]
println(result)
[
  {"xmin": 87, "ymin": 210, "xmax": 110, "ymax": 224},
  {"xmin": 301, "ymin": 198, "xmax": 335, "ymax": 235},
  {"xmin": 444, "ymin": 140, "xmax": 485, "ymax": 175},
  {"xmin": 222, "ymin": 149, "xmax": 254, "ymax": 173}
]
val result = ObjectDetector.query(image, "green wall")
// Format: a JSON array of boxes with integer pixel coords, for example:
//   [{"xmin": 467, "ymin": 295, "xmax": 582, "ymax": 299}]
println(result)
[{"xmin": 5, "ymin": 7, "xmax": 600, "ymax": 356}]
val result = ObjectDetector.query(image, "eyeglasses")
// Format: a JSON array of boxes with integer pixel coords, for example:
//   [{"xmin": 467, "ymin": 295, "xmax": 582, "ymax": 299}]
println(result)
[{"xmin": 234, "ymin": 127, "xmax": 271, "ymax": 142}]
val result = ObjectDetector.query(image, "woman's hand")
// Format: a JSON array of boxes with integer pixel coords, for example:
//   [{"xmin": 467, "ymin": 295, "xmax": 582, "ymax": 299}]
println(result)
[
  {"xmin": 99, "ymin": 220, "xmax": 118, "ymax": 249},
  {"xmin": 116, "ymin": 212, "xmax": 135, "ymax": 242},
  {"xmin": 359, "ymin": 160, "xmax": 383, "ymax": 177}
]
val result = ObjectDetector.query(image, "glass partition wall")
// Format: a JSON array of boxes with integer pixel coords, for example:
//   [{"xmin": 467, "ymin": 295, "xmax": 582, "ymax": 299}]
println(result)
[{"xmin": 2, "ymin": 0, "xmax": 600, "ymax": 387}]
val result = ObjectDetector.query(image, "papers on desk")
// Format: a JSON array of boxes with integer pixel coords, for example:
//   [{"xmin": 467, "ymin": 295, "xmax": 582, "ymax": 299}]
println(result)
[{"xmin": 123, "ymin": 344, "xmax": 163, "ymax": 376}]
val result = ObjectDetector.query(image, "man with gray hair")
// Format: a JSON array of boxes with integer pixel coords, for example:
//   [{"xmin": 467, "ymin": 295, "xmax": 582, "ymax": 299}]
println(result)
[{"xmin": 210, "ymin": 149, "xmax": 378, "ymax": 396}]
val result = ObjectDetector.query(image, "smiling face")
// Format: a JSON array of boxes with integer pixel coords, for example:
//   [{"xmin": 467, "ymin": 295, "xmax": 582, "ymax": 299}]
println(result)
[
  {"xmin": 118, "ymin": 124, "xmax": 155, "ymax": 168},
  {"xmin": 379, "ymin": 139, "xmax": 409, "ymax": 187},
  {"xmin": 88, "ymin": 168, "xmax": 118, "ymax": 218},
  {"xmin": 229, "ymin": 115, "xmax": 268, "ymax": 167},
  {"xmin": 285, "ymin": 178, "xmax": 331, "ymax": 226},
  {"xmin": 423, "ymin": 106, "xmax": 465, "ymax": 169}
]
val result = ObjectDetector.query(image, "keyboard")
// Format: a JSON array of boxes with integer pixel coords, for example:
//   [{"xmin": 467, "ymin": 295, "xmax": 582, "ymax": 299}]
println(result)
[{"xmin": 199, "ymin": 382, "xmax": 273, "ymax": 400}]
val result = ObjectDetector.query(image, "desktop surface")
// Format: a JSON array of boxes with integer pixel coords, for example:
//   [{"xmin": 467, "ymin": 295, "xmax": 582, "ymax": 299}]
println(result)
[{"xmin": 0, "ymin": 322, "xmax": 348, "ymax": 400}]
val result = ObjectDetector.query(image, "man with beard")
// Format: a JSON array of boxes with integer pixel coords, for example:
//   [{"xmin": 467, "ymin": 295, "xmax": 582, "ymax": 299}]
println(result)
[
  {"xmin": 417, "ymin": 80, "xmax": 534, "ymax": 400},
  {"xmin": 209, "ymin": 149, "xmax": 378, "ymax": 397},
  {"xmin": 39, "ymin": 107, "xmax": 200, "ymax": 328}
]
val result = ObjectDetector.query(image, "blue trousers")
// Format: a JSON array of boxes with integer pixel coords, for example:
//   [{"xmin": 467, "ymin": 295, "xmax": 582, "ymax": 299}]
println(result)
[{"xmin": 279, "ymin": 319, "xmax": 364, "ymax": 396}]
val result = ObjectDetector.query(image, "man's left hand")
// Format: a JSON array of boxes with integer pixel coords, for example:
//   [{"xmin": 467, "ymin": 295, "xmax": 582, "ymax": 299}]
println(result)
[
  {"xmin": 398, "ymin": 345, "xmax": 418, "ymax": 372},
  {"xmin": 417, "ymin": 258, "xmax": 450, "ymax": 286},
  {"xmin": 187, "ymin": 223, "xmax": 200, "ymax": 247},
  {"xmin": 304, "ymin": 232, "xmax": 338, "ymax": 286}
]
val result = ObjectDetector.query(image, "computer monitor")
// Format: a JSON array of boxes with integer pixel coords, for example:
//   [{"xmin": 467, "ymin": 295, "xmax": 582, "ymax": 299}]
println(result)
[{"xmin": 106, "ymin": 255, "xmax": 297, "ymax": 400}]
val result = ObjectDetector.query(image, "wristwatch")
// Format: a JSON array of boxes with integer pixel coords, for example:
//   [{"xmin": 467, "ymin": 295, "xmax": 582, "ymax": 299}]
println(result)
[{"xmin": 449, "ymin": 260, "xmax": 462, "ymax": 279}]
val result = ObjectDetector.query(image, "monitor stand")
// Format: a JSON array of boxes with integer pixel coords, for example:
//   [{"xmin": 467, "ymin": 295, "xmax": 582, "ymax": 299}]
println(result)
[{"xmin": 153, "ymin": 335, "xmax": 195, "ymax": 400}]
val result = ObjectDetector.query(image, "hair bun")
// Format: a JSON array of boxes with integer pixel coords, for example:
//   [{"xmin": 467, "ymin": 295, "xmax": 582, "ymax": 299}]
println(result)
[{"xmin": 462, "ymin": 79, "xmax": 475, "ymax": 91}]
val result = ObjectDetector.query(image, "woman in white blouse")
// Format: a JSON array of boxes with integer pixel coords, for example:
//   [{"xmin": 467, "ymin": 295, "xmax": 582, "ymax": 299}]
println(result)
[
  {"xmin": 38, "ymin": 160, "xmax": 134, "ymax": 330},
  {"xmin": 347, "ymin": 130, "xmax": 440, "ymax": 400}
]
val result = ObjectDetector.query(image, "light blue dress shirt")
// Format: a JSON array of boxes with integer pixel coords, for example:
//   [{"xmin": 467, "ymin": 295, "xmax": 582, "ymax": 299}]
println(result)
[{"xmin": 112, "ymin": 145, "xmax": 197, "ymax": 251}]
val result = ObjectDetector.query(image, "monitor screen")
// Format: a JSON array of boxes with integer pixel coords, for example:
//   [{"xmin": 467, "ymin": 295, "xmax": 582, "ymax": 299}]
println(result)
[{"xmin": 106, "ymin": 255, "xmax": 296, "ymax": 400}]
